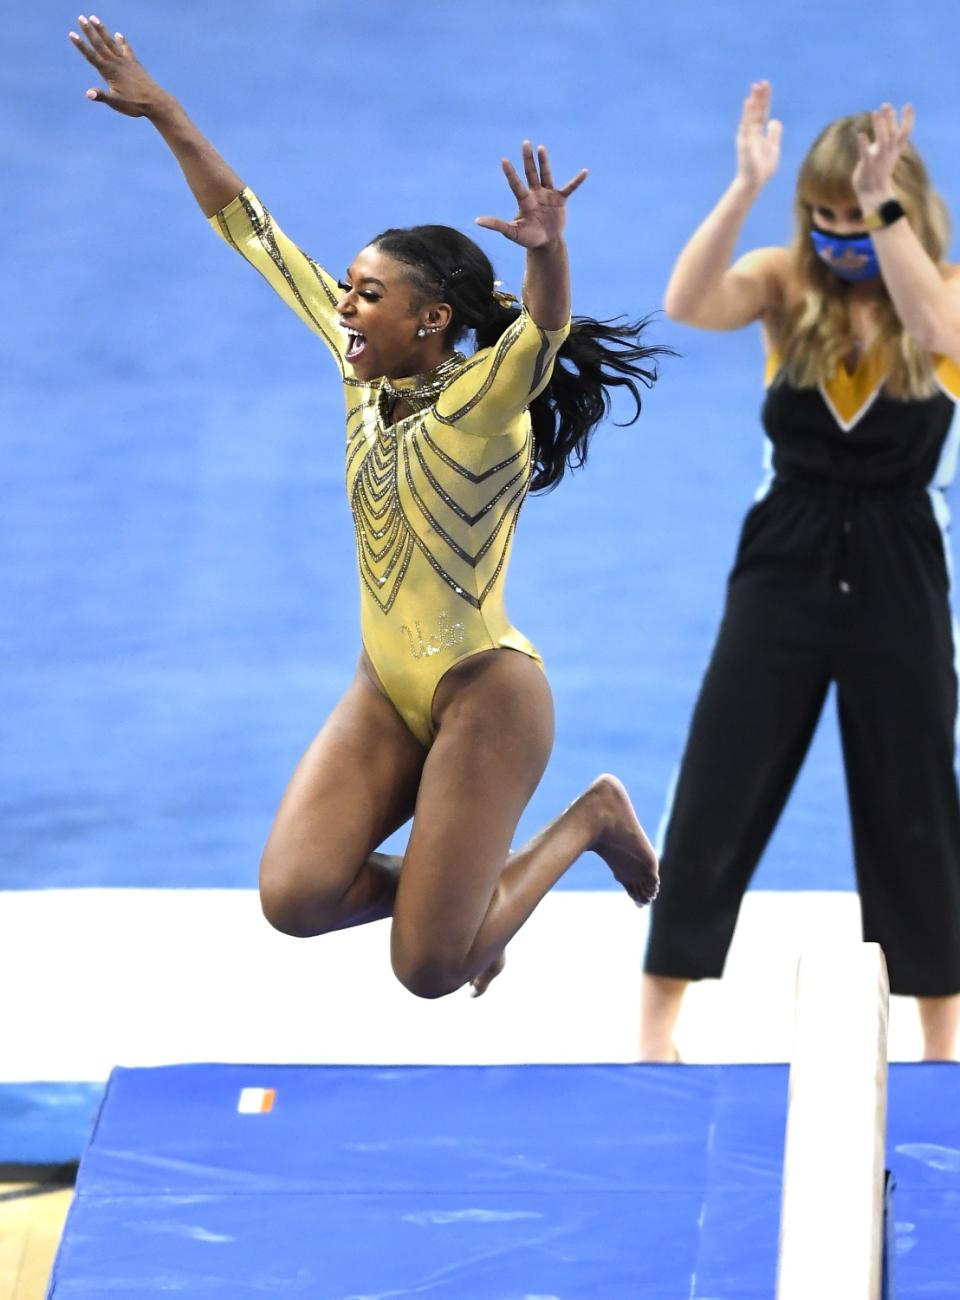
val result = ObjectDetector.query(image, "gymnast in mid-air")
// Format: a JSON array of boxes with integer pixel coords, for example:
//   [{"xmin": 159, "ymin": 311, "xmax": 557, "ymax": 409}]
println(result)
[{"xmin": 70, "ymin": 15, "xmax": 666, "ymax": 999}]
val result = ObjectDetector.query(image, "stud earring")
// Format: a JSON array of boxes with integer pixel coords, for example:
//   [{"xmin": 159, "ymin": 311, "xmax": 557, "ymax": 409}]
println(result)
[
  {"xmin": 417, "ymin": 327, "xmax": 427, "ymax": 337},
  {"xmin": 417, "ymin": 325, "xmax": 442, "ymax": 337}
]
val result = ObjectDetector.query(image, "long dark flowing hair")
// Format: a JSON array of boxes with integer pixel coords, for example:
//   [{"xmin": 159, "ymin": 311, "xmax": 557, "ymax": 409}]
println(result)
[{"xmin": 371, "ymin": 224, "xmax": 672, "ymax": 492}]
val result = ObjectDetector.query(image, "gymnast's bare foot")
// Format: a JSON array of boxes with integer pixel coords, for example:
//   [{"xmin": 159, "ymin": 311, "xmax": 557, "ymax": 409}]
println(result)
[
  {"xmin": 588, "ymin": 774, "xmax": 659, "ymax": 905},
  {"xmin": 470, "ymin": 951, "xmax": 506, "ymax": 997}
]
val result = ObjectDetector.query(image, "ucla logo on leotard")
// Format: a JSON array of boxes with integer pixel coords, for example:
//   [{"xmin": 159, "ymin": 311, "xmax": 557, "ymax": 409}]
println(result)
[{"xmin": 400, "ymin": 611, "xmax": 467, "ymax": 659}]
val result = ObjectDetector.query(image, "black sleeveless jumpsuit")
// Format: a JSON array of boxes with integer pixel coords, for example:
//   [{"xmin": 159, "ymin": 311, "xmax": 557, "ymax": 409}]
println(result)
[{"xmin": 644, "ymin": 352, "xmax": 960, "ymax": 996}]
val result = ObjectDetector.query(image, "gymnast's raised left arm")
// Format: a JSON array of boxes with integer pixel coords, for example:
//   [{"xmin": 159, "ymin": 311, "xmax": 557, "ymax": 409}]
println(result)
[{"xmin": 475, "ymin": 142, "xmax": 588, "ymax": 331}]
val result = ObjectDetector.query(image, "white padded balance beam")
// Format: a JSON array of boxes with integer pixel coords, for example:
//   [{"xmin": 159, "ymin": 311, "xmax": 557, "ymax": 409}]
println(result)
[{"xmin": 776, "ymin": 942, "xmax": 890, "ymax": 1300}]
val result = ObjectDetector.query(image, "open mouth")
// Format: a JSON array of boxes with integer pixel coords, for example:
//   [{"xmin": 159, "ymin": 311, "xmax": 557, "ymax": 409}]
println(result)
[{"xmin": 343, "ymin": 327, "xmax": 368, "ymax": 363}]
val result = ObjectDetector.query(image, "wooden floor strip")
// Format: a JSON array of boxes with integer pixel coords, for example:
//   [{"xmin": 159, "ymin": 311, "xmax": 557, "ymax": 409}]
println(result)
[{"xmin": 0, "ymin": 1185, "xmax": 72, "ymax": 1300}]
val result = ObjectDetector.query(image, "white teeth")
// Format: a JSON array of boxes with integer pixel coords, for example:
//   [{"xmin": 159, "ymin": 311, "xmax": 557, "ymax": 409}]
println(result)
[{"xmin": 345, "ymin": 328, "xmax": 367, "ymax": 361}]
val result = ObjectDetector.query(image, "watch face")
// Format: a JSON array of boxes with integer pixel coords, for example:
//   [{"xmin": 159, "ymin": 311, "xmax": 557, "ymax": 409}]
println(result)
[{"xmin": 878, "ymin": 199, "xmax": 906, "ymax": 226}]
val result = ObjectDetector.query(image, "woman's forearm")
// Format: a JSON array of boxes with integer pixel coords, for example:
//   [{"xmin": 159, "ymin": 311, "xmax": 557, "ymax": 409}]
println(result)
[
  {"xmin": 851, "ymin": 106, "xmax": 960, "ymax": 356},
  {"xmin": 664, "ymin": 176, "xmax": 761, "ymax": 324},
  {"xmin": 149, "ymin": 97, "xmax": 245, "ymax": 217},
  {"xmin": 872, "ymin": 218, "xmax": 960, "ymax": 356},
  {"xmin": 522, "ymin": 239, "xmax": 570, "ymax": 331}
]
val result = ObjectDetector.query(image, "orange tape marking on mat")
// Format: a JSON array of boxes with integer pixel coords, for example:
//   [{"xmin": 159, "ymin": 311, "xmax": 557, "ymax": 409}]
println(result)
[{"xmin": 237, "ymin": 1087, "xmax": 276, "ymax": 1115}]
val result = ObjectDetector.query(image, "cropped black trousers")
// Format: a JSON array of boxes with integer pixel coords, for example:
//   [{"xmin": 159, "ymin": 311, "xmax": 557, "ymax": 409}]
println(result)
[{"xmin": 644, "ymin": 476, "xmax": 960, "ymax": 996}]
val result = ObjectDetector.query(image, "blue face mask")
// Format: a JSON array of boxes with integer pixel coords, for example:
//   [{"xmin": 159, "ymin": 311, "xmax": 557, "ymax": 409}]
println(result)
[{"xmin": 809, "ymin": 227, "xmax": 879, "ymax": 282}]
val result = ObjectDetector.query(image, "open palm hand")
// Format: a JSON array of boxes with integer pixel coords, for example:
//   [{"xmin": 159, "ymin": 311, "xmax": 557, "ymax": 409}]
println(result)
[
  {"xmin": 852, "ymin": 103, "xmax": 914, "ymax": 207},
  {"xmin": 69, "ymin": 15, "xmax": 164, "ymax": 117},
  {"xmin": 476, "ymin": 142, "xmax": 588, "ymax": 248},
  {"xmin": 737, "ymin": 81, "xmax": 782, "ymax": 191}
]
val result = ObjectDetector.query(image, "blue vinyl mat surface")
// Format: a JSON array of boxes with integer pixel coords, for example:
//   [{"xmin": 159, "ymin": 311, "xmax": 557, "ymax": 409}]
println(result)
[{"xmin": 48, "ymin": 1062, "xmax": 960, "ymax": 1298}]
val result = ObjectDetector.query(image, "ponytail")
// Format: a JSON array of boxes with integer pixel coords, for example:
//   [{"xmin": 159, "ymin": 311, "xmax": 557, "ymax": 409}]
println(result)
[{"xmin": 528, "ymin": 315, "xmax": 669, "ymax": 493}]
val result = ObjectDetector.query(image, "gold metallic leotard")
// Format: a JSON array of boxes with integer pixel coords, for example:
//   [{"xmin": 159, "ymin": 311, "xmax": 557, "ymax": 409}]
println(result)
[{"xmin": 210, "ymin": 189, "xmax": 569, "ymax": 746}]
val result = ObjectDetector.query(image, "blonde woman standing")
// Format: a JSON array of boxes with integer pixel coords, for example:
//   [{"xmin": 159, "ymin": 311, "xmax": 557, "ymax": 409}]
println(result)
[{"xmin": 641, "ymin": 83, "xmax": 960, "ymax": 1061}]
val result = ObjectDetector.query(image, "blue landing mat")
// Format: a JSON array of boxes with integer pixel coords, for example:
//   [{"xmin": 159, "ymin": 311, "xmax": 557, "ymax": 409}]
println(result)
[{"xmin": 48, "ymin": 1063, "xmax": 960, "ymax": 1299}]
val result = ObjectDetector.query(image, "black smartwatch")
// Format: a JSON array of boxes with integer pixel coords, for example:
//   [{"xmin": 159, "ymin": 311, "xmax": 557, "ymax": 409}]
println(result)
[{"xmin": 863, "ymin": 199, "xmax": 906, "ymax": 230}]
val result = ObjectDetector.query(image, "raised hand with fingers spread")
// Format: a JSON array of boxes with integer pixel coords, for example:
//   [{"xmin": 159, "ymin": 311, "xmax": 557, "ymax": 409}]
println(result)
[
  {"xmin": 475, "ymin": 142, "xmax": 588, "ymax": 249},
  {"xmin": 69, "ymin": 14, "xmax": 244, "ymax": 215},
  {"xmin": 69, "ymin": 15, "xmax": 164, "ymax": 117},
  {"xmin": 474, "ymin": 141, "xmax": 589, "ymax": 334}
]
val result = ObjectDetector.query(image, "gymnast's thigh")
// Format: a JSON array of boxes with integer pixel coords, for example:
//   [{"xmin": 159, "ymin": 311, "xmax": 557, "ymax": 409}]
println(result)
[
  {"xmin": 390, "ymin": 647, "xmax": 554, "ymax": 973},
  {"xmin": 260, "ymin": 655, "xmax": 427, "ymax": 899}
]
